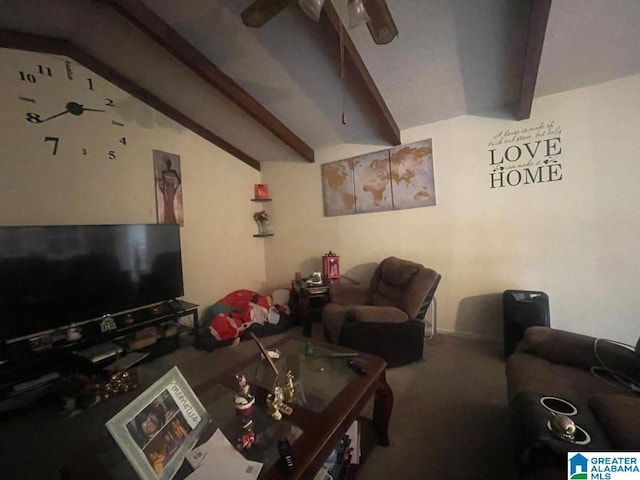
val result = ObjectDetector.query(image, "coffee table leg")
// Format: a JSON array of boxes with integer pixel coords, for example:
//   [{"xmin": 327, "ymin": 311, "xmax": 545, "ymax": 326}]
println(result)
[
  {"xmin": 373, "ymin": 371, "xmax": 393, "ymax": 446},
  {"xmin": 301, "ymin": 292, "xmax": 312, "ymax": 337}
]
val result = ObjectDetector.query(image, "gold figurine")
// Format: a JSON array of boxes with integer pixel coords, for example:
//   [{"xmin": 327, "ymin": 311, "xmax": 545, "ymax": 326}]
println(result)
[
  {"xmin": 266, "ymin": 379, "xmax": 294, "ymax": 420},
  {"xmin": 283, "ymin": 370, "xmax": 295, "ymax": 403}
]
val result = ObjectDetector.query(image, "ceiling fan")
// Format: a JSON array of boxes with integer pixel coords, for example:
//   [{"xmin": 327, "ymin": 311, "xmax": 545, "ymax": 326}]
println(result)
[{"xmin": 241, "ymin": 0, "xmax": 398, "ymax": 45}]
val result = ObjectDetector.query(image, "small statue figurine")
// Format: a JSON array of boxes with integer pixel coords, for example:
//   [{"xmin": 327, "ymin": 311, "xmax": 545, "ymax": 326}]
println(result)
[
  {"xmin": 266, "ymin": 381, "xmax": 293, "ymax": 420},
  {"xmin": 236, "ymin": 417, "xmax": 256, "ymax": 450},
  {"xmin": 234, "ymin": 374, "xmax": 255, "ymax": 418},
  {"xmin": 266, "ymin": 393, "xmax": 283, "ymax": 421},
  {"xmin": 267, "ymin": 382, "xmax": 285, "ymax": 420},
  {"xmin": 283, "ymin": 370, "xmax": 295, "ymax": 403}
]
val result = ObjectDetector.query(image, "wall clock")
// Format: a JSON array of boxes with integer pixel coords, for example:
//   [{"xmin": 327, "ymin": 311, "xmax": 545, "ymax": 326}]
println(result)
[{"xmin": 1, "ymin": 46, "xmax": 129, "ymax": 161}]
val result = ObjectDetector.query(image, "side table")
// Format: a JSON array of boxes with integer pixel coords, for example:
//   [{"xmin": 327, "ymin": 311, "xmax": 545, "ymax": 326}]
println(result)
[{"xmin": 290, "ymin": 280, "xmax": 331, "ymax": 337}]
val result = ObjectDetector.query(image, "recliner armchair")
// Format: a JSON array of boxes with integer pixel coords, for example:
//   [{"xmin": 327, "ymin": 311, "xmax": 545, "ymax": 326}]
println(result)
[{"xmin": 322, "ymin": 256, "xmax": 441, "ymax": 367}]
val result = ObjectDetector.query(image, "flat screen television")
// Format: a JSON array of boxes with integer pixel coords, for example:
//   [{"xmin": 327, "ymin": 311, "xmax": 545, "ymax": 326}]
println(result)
[{"xmin": 0, "ymin": 224, "xmax": 184, "ymax": 347}]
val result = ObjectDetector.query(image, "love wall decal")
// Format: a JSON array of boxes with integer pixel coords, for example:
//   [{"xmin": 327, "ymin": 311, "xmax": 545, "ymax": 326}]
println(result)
[{"xmin": 488, "ymin": 120, "xmax": 563, "ymax": 189}]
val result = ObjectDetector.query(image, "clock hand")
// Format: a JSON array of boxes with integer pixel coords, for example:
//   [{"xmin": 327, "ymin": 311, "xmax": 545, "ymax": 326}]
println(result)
[
  {"xmin": 64, "ymin": 102, "xmax": 105, "ymax": 115},
  {"xmin": 29, "ymin": 102, "xmax": 106, "ymax": 124},
  {"xmin": 38, "ymin": 110, "xmax": 71, "ymax": 122}
]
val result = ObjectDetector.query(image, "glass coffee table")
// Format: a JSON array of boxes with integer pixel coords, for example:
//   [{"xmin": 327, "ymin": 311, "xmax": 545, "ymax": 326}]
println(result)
[
  {"xmin": 191, "ymin": 336, "xmax": 393, "ymax": 479},
  {"xmin": 62, "ymin": 335, "xmax": 393, "ymax": 480}
]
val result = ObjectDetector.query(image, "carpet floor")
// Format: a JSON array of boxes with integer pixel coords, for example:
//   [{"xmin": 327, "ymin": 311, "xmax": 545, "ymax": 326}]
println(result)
[{"xmin": 357, "ymin": 332, "xmax": 519, "ymax": 479}]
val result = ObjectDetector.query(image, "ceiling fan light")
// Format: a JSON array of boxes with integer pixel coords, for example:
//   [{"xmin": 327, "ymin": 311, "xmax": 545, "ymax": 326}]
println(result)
[
  {"xmin": 299, "ymin": 0, "xmax": 326, "ymax": 22},
  {"xmin": 348, "ymin": 0, "xmax": 370, "ymax": 28},
  {"xmin": 364, "ymin": 0, "xmax": 399, "ymax": 44}
]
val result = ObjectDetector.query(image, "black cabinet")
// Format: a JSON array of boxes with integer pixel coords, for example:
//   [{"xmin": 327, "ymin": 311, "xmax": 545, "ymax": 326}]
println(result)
[{"xmin": 503, "ymin": 290, "xmax": 550, "ymax": 358}]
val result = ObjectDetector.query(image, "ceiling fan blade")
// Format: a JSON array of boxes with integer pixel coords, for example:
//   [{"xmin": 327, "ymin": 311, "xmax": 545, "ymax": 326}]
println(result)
[
  {"xmin": 241, "ymin": 0, "xmax": 292, "ymax": 28},
  {"xmin": 364, "ymin": 0, "xmax": 398, "ymax": 44}
]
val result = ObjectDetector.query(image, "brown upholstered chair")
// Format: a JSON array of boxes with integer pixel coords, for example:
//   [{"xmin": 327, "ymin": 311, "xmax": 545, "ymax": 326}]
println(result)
[{"xmin": 322, "ymin": 256, "xmax": 441, "ymax": 367}]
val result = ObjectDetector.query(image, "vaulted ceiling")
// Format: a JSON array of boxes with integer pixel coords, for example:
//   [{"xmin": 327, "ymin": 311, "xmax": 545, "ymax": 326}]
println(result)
[{"xmin": 2, "ymin": 0, "xmax": 640, "ymax": 169}]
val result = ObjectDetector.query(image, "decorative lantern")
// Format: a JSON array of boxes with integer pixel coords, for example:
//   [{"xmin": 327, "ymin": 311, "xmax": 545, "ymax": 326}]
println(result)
[{"xmin": 322, "ymin": 251, "xmax": 340, "ymax": 280}]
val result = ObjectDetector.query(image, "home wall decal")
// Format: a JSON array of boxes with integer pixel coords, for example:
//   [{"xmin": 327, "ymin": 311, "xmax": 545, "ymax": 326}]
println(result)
[{"xmin": 489, "ymin": 120, "xmax": 563, "ymax": 189}]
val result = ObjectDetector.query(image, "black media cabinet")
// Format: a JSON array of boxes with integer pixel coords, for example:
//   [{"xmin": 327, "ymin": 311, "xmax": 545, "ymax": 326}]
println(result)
[{"xmin": 0, "ymin": 300, "xmax": 198, "ymax": 411}]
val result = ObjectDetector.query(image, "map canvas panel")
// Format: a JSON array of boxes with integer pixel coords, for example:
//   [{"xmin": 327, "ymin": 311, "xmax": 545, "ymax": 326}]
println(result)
[
  {"xmin": 321, "ymin": 138, "xmax": 436, "ymax": 217},
  {"xmin": 354, "ymin": 151, "xmax": 392, "ymax": 214},
  {"xmin": 321, "ymin": 159, "xmax": 356, "ymax": 216},
  {"xmin": 390, "ymin": 139, "xmax": 436, "ymax": 210}
]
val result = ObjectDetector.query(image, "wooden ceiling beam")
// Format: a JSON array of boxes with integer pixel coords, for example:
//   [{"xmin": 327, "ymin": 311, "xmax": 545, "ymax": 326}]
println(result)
[
  {"xmin": 516, "ymin": 0, "xmax": 552, "ymax": 120},
  {"xmin": 0, "ymin": 29, "xmax": 260, "ymax": 170},
  {"xmin": 323, "ymin": 1, "xmax": 401, "ymax": 145},
  {"xmin": 109, "ymin": 0, "xmax": 315, "ymax": 163}
]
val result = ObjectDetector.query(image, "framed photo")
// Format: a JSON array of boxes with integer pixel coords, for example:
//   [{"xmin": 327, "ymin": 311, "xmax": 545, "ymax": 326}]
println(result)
[
  {"xmin": 249, "ymin": 332, "xmax": 279, "ymax": 376},
  {"xmin": 254, "ymin": 183, "xmax": 269, "ymax": 200},
  {"xmin": 106, "ymin": 367, "xmax": 210, "ymax": 480}
]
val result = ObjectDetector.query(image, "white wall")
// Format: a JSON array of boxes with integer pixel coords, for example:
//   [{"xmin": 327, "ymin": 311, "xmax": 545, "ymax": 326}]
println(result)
[{"xmin": 262, "ymin": 74, "xmax": 640, "ymax": 343}]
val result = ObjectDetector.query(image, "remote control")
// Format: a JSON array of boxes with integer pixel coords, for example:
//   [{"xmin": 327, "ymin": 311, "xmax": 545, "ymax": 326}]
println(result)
[
  {"xmin": 347, "ymin": 359, "xmax": 367, "ymax": 375},
  {"xmin": 278, "ymin": 437, "xmax": 295, "ymax": 473},
  {"xmin": 316, "ymin": 352, "xmax": 359, "ymax": 358}
]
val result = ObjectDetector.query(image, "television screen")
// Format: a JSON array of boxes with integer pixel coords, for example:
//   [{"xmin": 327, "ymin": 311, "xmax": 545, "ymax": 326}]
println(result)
[{"xmin": 0, "ymin": 224, "xmax": 184, "ymax": 344}]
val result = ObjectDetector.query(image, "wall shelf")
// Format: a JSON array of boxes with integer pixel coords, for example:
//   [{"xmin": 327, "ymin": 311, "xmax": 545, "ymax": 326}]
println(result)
[{"xmin": 252, "ymin": 186, "xmax": 273, "ymax": 236}]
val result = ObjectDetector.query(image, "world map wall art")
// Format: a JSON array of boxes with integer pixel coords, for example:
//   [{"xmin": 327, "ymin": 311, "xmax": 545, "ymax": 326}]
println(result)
[{"xmin": 321, "ymin": 139, "xmax": 436, "ymax": 216}]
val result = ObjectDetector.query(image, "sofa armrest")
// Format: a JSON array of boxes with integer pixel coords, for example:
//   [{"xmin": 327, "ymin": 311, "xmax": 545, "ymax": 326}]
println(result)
[
  {"xmin": 589, "ymin": 394, "xmax": 640, "ymax": 449},
  {"xmin": 519, "ymin": 327, "xmax": 640, "ymax": 380},
  {"xmin": 348, "ymin": 305, "xmax": 409, "ymax": 323},
  {"xmin": 517, "ymin": 327, "xmax": 597, "ymax": 369},
  {"xmin": 329, "ymin": 284, "xmax": 368, "ymax": 305}
]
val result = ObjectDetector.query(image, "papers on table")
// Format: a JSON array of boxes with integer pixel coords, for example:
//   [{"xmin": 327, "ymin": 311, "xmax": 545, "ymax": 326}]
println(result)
[{"xmin": 185, "ymin": 429, "xmax": 262, "ymax": 480}]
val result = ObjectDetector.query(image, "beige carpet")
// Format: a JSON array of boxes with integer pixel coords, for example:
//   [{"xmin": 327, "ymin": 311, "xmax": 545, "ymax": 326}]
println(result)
[{"xmin": 356, "ymin": 332, "xmax": 519, "ymax": 479}]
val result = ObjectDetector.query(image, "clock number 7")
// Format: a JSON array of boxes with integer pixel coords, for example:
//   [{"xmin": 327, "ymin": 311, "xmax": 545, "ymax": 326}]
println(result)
[{"xmin": 44, "ymin": 136, "xmax": 59, "ymax": 155}]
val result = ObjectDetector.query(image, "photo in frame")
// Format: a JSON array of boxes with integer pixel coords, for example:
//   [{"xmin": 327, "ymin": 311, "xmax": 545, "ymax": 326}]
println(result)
[
  {"xmin": 249, "ymin": 331, "xmax": 279, "ymax": 376},
  {"xmin": 106, "ymin": 367, "xmax": 210, "ymax": 480},
  {"xmin": 254, "ymin": 183, "xmax": 269, "ymax": 200}
]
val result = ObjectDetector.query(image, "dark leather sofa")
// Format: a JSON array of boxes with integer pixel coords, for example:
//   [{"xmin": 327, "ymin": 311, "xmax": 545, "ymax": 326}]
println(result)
[{"xmin": 505, "ymin": 326, "xmax": 640, "ymax": 480}]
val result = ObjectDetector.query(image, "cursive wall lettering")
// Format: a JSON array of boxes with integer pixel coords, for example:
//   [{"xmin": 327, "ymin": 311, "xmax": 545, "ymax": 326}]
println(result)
[{"xmin": 488, "ymin": 121, "xmax": 563, "ymax": 189}]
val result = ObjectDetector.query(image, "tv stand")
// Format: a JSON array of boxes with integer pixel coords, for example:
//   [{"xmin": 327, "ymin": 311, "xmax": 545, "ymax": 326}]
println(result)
[{"xmin": 0, "ymin": 300, "xmax": 198, "ymax": 412}]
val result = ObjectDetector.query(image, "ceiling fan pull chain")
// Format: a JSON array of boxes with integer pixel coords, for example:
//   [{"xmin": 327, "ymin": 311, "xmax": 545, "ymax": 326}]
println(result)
[{"xmin": 340, "ymin": 0, "xmax": 347, "ymax": 124}]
